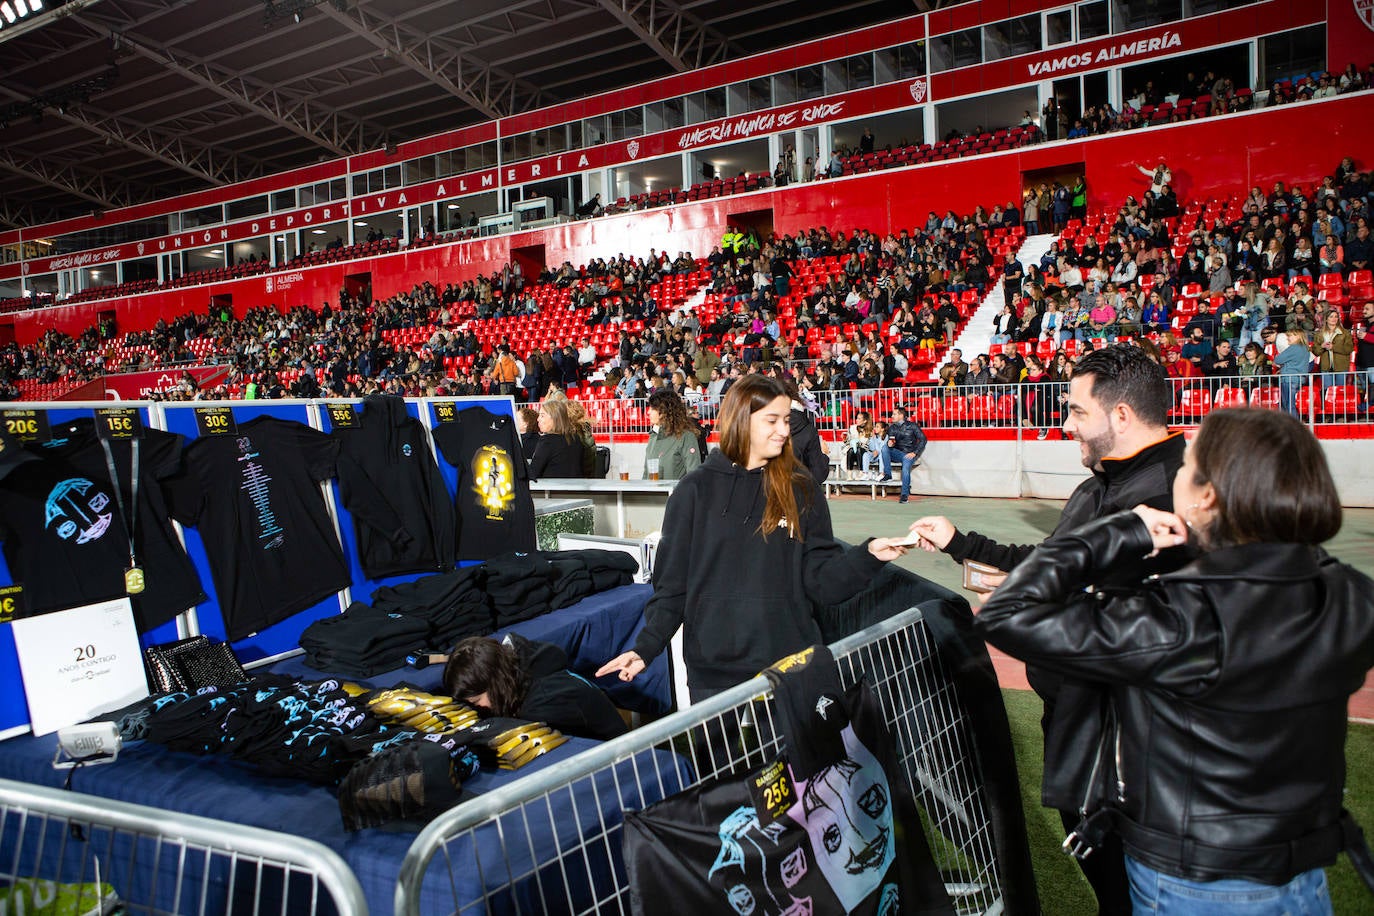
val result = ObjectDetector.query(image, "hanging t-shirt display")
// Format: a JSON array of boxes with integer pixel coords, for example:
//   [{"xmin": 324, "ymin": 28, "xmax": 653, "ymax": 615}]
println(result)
[
  {"xmin": 623, "ymin": 647, "xmax": 955, "ymax": 916},
  {"xmin": 332, "ymin": 395, "xmax": 456, "ymax": 578},
  {"xmin": 0, "ymin": 418, "xmax": 205, "ymax": 633},
  {"xmin": 164, "ymin": 416, "xmax": 348, "ymax": 641},
  {"xmin": 430, "ymin": 406, "xmax": 536, "ymax": 561}
]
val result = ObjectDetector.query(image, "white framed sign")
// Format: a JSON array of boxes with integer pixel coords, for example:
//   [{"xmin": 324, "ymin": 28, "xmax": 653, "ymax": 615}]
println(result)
[{"xmin": 10, "ymin": 598, "xmax": 148, "ymax": 736}]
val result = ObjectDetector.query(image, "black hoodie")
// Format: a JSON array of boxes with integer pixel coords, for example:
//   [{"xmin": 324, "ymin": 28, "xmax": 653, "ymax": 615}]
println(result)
[
  {"xmin": 632, "ymin": 450, "xmax": 885, "ymax": 693},
  {"xmin": 333, "ymin": 395, "xmax": 456, "ymax": 578}
]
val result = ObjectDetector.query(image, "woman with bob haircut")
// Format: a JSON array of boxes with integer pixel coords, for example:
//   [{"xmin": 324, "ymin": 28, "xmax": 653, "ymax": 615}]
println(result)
[
  {"xmin": 596, "ymin": 374, "xmax": 911, "ymax": 701},
  {"xmin": 978, "ymin": 407, "xmax": 1374, "ymax": 914}
]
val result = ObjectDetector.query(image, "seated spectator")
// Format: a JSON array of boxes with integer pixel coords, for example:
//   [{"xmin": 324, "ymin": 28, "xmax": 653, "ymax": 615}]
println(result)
[
  {"xmin": 516, "ymin": 406, "xmax": 540, "ymax": 459},
  {"xmin": 1202, "ymin": 339, "xmax": 1238, "ymax": 376},
  {"xmin": 1180, "ymin": 326, "xmax": 1214, "ymax": 370},
  {"xmin": 528, "ymin": 398, "xmax": 588, "ymax": 479},
  {"xmin": 1238, "ymin": 342, "xmax": 1271, "ymax": 382}
]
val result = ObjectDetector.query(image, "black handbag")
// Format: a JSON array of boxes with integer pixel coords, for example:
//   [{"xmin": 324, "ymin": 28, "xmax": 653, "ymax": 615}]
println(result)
[{"xmin": 143, "ymin": 635, "xmax": 249, "ymax": 694}]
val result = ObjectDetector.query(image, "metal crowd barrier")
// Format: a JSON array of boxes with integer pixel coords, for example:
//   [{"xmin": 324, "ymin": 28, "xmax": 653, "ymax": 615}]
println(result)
[
  {"xmin": 0, "ymin": 777, "xmax": 368, "ymax": 915},
  {"xmin": 395, "ymin": 606, "xmax": 1021, "ymax": 915},
  {"xmin": 539, "ymin": 372, "xmax": 1371, "ymax": 436}
]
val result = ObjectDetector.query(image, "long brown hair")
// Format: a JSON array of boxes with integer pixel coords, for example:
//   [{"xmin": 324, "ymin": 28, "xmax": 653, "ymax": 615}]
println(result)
[{"xmin": 716, "ymin": 374, "xmax": 810, "ymax": 540}]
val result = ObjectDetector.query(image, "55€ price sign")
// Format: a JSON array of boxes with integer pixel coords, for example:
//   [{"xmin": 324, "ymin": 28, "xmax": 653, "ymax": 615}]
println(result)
[{"xmin": 326, "ymin": 403, "xmax": 358, "ymax": 429}]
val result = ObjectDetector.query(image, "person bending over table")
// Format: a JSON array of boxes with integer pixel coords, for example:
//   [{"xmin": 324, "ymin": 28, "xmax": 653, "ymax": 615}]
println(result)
[{"xmin": 440, "ymin": 634, "xmax": 628, "ymax": 741}]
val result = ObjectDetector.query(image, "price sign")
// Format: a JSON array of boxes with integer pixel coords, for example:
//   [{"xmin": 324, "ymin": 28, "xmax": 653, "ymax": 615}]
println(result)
[
  {"xmin": 10, "ymin": 598, "xmax": 148, "ymax": 736},
  {"xmin": 94, "ymin": 407, "xmax": 144, "ymax": 440},
  {"xmin": 749, "ymin": 757, "xmax": 795, "ymax": 824},
  {"xmin": 1, "ymin": 408, "xmax": 50, "ymax": 444},
  {"xmin": 326, "ymin": 403, "xmax": 358, "ymax": 429},
  {"xmin": 0, "ymin": 585, "xmax": 22, "ymax": 623},
  {"xmin": 434, "ymin": 402, "xmax": 459, "ymax": 424},
  {"xmin": 194, "ymin": 406, "xmax": 239, "ymax": 437}
]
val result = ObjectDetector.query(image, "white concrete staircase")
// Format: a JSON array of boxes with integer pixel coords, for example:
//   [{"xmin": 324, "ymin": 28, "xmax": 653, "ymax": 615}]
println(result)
[{"xmin": 932, "ymin": 233, "xmax": 1056, "ymax": 378}]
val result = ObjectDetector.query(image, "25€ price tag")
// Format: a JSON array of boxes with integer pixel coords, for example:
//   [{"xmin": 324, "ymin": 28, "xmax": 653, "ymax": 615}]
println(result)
[
  {"xmin": 326, "ymin": 403, "xmax": 358, "ymax": 429},
  {"xmin": 749, "ymin": 756, "xmax": 795, "ymax": 824},
  {"xmin": 1, "ymin": 408, "xmax": 50, "ymax": 444},
  {"xmin": 10, "ymin": 597, "xmax": 148, "ymax": 736},
  {"xmin": 194, "ymin": 406, "xmax": 238, "ymax": 436},
  {"xmin": 95, "ymin": 407, "xmax": 144, "ymax": 440}
]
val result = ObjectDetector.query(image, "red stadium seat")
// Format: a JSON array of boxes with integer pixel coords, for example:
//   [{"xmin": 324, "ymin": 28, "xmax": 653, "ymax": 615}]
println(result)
[
  {"xmin": 1176, "ymin": 387, "xmax": 1212, "ymax": 418},
  {"xmin": 1213, "ymin": 386, "xmax": 1247, "ymax": 409},
  {"xmin": 1323, "ymin": 386, "xmax": 1360, "ymax": 415}
]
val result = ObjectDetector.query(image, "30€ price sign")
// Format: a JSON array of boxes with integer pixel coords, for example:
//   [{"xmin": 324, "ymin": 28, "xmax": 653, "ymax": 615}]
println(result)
[
  {"xmin": 194, "ymin": 406, "xmax": 238, "ymax": 436},
  {"xmin": 434, "ymin": 402, "xmax": 459, "ymax": 424}
]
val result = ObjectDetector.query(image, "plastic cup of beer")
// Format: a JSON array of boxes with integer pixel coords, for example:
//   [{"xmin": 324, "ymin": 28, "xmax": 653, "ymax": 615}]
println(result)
[{"xmin": 647, "ymin": 458, "xmax": 661, "ymax": 481}]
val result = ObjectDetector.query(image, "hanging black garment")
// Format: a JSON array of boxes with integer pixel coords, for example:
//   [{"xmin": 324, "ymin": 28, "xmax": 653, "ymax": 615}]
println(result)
[
  {"xmin": 164, "ymin": 416, "xmax": 348, "ymax": 641},
  {"xmin": 0, "ymin": 418, "xmax": 204, "ymax": 632},
  {"xmin": 430, "ymin": 406, "xmax": 536, "ymax": 561},
  {"xmin": 333, "ymin": 395, "xmax": 456, "ymax": 578}
]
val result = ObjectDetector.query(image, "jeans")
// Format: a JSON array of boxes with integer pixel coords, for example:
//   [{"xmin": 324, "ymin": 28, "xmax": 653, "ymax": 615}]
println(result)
[
  {"xmin": 1279, "ymin": 375, "xmax": 1304, "ymax": 416},
  {"xmin": 880, "ymin": 446, "xmax": 916, "ymax": 499},
  {"xmin": 1124, "ymin": 856, "xmax": 1331, "ymax": 915}
]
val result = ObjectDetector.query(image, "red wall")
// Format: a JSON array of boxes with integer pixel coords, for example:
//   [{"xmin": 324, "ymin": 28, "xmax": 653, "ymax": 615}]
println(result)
[{"xmin": 5, "ymin": 94, "xmax": 1372, "ymax": 345}]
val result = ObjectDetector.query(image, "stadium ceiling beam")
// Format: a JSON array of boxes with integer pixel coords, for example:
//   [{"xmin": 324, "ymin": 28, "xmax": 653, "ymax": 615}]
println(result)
[
  {"xmin": 0, "ymin": 84, "xmax": 260, "ymax": 187},
  {"xmin": 317, "ymin": 3, "xmax": 545, "ymax": 121},
  {"xmin": 596, "ymin": 0, "xmax": 738, "ymax": 72},
  {"xmin": 0, "ymin": 149, "xmax": 149, "ymax": 211},
  {"xmin": 102, "ymin": 30, "xmax": 388, "ymax": 157}
]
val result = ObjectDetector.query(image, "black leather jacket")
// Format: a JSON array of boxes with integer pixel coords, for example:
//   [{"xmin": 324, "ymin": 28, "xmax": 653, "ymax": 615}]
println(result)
[
  {"xmin": 978, "ymin": 512, "xmax": 1374, "ymax": 884},
  {"xmin": 886, "ymin": 419, "xmax": 927, "ymax": 456},
  {"xmin": 944, "ymin": 433, "xmax": 1187, "ymax": 811}
]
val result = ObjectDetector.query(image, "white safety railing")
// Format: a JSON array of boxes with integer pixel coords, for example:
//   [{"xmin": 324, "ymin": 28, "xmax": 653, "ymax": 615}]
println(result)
[
  {"xmin": 531, "ymin": 373, "xmax": 1371, "ymax": 436},
  {"xmin": 0, "ymin": 777, "xmax": 368, "ymax": 915},
  {"xmin": 395, "ymin": 605, "xmax": 1027, "ymax": 915}
]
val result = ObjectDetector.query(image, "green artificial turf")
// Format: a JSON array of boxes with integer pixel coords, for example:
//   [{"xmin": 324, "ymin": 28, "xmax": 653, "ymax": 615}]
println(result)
[{"xmin": 1000, "ymin": 688, "xmax": 1374, "ymax": 914}]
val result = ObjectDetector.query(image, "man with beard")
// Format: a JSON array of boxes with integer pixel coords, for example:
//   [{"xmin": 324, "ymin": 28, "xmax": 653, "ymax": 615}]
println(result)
[{"xmin": 908, "ymin": 345, "xmax": 1183, "ymax": 915}]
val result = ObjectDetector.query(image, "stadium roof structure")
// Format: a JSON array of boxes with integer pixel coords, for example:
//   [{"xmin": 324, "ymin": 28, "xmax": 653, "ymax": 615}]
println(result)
[{"xmin": 0, "ymin": 0, "xmax": 926, "ymax": 228}]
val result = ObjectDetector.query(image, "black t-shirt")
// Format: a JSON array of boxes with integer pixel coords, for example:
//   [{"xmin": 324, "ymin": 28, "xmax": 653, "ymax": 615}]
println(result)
[
  {"xmin": 0, "ymin": 419, "xmax": 205, "ymax": 632},
  {"xmin": 163, "ymin": 416, "xmax": 348, "ymax": 641},
  {"xmin": 430, "ymin": 407, "xmax": 536, "ymax": 561}
]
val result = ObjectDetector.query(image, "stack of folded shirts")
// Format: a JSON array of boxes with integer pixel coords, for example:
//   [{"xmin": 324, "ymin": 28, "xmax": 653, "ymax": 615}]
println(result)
[
  {"xmin": 484, "ymin": 553, "xmax": 556, "ymax": 626},
  {"xmin": 369, "ymin": 565, "xmax": 493, "ymax": 645},
  {"xmin": 299, "ymin": 603, "xmax": 432, "ymax": 676},
  {"xmin": 366, "ymin": 688, "xmax": 481, "ymax": 734},
  {"xmin": 456, "ymin": 717, "xmax": 569, "ymax": 770}
]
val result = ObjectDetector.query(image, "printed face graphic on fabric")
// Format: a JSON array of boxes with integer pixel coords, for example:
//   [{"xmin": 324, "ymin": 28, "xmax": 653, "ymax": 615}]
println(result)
[{"xmin": 788, "ymin": 726, "xmax": 894, "ymax": 912}]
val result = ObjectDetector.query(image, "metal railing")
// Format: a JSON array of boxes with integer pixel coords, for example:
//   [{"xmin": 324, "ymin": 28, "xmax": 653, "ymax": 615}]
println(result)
[
  {"xmin": 395, "ymin": 604, "xmax": 1027, "ymax": 915},
  {"xmin": 0, "ymin": 777, "xmax": 368, "ymax": 915},
  {"xmin": 536, "ymin": 373, "xmax": 1371, "ymax": 436}
]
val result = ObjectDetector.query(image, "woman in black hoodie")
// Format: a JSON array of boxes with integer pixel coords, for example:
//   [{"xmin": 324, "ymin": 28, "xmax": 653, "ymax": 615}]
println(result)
[{"xmin": 596, "ymin": 375, "xmax": 911, "ymax": 702}]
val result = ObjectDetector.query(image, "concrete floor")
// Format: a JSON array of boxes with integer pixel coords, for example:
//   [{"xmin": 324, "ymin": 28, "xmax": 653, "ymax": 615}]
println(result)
[{"xmin": 827, "ymin": 491, "xmax": 1374, "ymax": 717}]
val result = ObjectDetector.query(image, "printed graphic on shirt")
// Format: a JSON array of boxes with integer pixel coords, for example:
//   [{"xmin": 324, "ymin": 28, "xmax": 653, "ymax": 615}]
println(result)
[
  {"xmin": 709, "ymin": 807, "xmax": 813, "ymax": 916},
  {"xmin": 787, "ymin": 727, "xmax": 896, "ymax": 913},
  {"xmin": 472, "ymin": 445, "xmax": 515, "ymax": 520},
  {"xmin": 236, "ymin": 436, "xmax": 284, "ymax": 549},
  {"xmin": 45, "ymin": 477, "xmax": 112, "ymax": 543}
]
